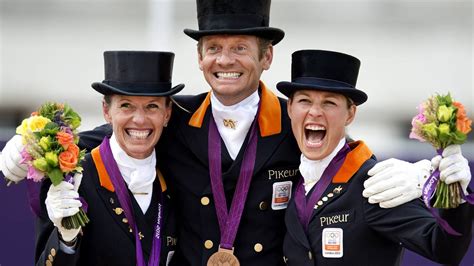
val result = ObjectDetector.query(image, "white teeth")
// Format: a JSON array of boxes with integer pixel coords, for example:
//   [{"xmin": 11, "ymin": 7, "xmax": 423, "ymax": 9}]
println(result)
[
  {"xmin": 216, "ymin": 72, "xmax": 241, "ymax": 78},
  {"xmin": 305, "ymin": 125, "xmax": 325, "ymax": 131},
  {"xmin": 127, "ymin": 130, "xmax": 150, "ymax": 139}
]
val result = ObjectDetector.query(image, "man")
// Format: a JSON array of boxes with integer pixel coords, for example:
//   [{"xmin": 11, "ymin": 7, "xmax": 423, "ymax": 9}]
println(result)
[{"xmin": 1, "ymin": 0, "xmax": 471, "ymax": 265}]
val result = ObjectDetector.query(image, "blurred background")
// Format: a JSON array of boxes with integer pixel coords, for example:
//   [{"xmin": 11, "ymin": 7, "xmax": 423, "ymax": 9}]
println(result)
[{"xmin": 0, "ymin": 0, "xmax": 472, "ymax": 265}]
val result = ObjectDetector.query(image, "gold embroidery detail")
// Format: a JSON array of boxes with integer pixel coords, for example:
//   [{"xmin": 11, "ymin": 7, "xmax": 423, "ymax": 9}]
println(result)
[{"xmin": 223, "ymin": 119, "xmax": 237, "ymax": 129}]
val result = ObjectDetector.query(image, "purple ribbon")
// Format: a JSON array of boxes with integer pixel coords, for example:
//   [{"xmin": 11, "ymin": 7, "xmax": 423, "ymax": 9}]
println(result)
[
  {"xmin": 99, "ymin": 137, "xmax": 162, "ymax": 266},
  {"xmin": 208, "ymin": 113, "xmax": 258, "ymax": 251},
  {"xmin": 65, "ymin": 174, "xmax": 88, "ymax": 212},
  {"xmin": 294, "ymin": 143, "xmax": 350, "ymax": 232},
  {"xmin": 26, "ymin": 179, "xmax": 41, "ymax": 216},
  {"xmin": 460, "ymin": 185, "xmax": 474, "ymax": 204},
  {"xmin": 421, "ymin": 149, "xmax": 465, "ymax": 236},
  {"xmin": 422, "ymin": 168, "xmax": 461, "ymax": 236}
]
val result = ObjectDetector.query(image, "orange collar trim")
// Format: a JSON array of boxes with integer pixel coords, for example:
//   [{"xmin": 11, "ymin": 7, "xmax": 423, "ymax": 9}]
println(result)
[
  {"xmin": 332, "ymin": 141, "xmax": 373, "ymax": 184},
  {"xmin": 188, "ymin": 81, "xmax": 282, "ymax": 137},
  {"xmin": 91, "ymin": 147, "xmax": 167, "ymax": 193}
]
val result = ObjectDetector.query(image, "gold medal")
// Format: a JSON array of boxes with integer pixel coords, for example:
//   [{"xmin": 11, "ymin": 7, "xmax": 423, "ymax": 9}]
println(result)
[{"xmin": 207, "ymin": 247, "xmax": 240, "ymax": 266}]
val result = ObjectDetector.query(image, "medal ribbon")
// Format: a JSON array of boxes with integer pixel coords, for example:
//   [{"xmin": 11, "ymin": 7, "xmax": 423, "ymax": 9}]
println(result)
[
  {"xmin": 294, "ymin": 143, "xmax": 350, "ymax": 232},
  {"xmin": 208, "ymin": 112, "xmax": 258, "ymax": 250},
  {"xmin": 99, "ymin": 137, "xmax": 163, "ymax": 266}
]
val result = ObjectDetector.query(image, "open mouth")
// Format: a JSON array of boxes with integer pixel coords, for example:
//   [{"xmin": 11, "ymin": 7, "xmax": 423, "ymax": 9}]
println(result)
[
  {"xmin": 126, "ymin": 129, "xmax": 152, "ymax": 140},
  {"xmin": 214, "ymin": 72, "xmax": 242, "ymax": 79},
  {"xmin": 304, "ymin": 125, "xmax": 326, "ymax": 147}
]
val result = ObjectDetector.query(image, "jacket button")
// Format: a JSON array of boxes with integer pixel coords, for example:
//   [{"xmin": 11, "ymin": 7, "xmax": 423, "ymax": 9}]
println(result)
[
  {"xmin": 254, "ymin": 243, "xmax": 263, "ymax": 252},
  {"xmin": 50, "ymin": 248, "xmax": 56, "ymax": 256},
  {"xmin": 201, "ymin": 197, "xmax": 210, "ymax": 206},
  {"xmin": 308, "ymin": 251, "xmax": 313, "ymax": 260},
  {"xmin": 204, "ymin": 240, "xmax": 214, "ymax": 249},
  {"xmin": 258, "ymin": 201, "xmax": 268, "ymax": 210},
  {"xmin": 46, "ymin": 259, "xmax": 52, "ymax": 266},
  {"xmin": 48, "ymin": 254, "xmax": 54, "ymax": 261}
]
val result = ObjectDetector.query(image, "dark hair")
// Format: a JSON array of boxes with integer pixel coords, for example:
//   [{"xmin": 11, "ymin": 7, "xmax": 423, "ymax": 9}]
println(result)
[{"xmin": 197, "ymin": 36, "xmax": 272, "ymax": 60}]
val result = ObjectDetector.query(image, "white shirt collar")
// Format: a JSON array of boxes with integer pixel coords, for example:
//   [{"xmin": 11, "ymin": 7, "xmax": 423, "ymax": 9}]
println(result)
[
  {"xmin": 299, "ymin": 138, "xmax": 346, "ymax": 194},
  {"xmin": 109, "ymin": 134, "xmax": 156, "ymax": 213},
  {"xmin": 210, "ymin": 90, "xmax": 260, "ymax": 160}
]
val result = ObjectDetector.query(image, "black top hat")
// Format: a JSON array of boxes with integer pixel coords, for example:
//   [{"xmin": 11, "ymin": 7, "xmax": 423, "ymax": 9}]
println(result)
[
  {"xmin": 277, "ymin": 50, "xmax": 368, "ymax": 105},
  {"xmin": 184, "ymin": 0, "xmax": 284, "ymax": 45},
  {"xmin": 92, "ymin": 51, "xmax": 185, "ymax": 97}
]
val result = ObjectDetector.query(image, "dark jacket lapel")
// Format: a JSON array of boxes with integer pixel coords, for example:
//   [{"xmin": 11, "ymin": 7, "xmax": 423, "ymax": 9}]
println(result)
[
  {"xmin": 95, "ymin": 186, "xmax": 136, "ymax": 243},
  {"xmin": 285, "ymin": 198, "xmax": 311, "ymax": 249}
]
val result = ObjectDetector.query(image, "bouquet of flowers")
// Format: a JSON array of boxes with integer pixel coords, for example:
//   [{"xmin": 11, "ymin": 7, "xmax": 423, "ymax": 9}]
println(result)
[
  {"xmin": 410, "ymin": 93, "xmax": 472, "ymax": 209},
  {"xmin": 15, "ymin": 102, "xmax": 89, "ymax": 229}
]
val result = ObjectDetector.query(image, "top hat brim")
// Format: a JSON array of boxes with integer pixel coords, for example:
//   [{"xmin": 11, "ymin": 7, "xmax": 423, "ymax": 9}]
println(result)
[
  {"xmin": 277, "ymin": 81, "xmax": 368, "ymax": 105},
  {"xmin": 183, "ymin": 27, "xmax": 285, "ymax": 45},
  {"xmin": 91, "ymin": 82, "xmax": 185, "ymax": 97}
]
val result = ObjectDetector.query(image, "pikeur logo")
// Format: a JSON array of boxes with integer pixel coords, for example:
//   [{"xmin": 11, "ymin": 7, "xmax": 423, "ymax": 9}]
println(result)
[
  {"xmin": 320, "ymin": 213, "xmax": 350, "ymax": 227},
  {"xmin": 268, "ymin": 169, "xmax": 299, "ymax": 180}
]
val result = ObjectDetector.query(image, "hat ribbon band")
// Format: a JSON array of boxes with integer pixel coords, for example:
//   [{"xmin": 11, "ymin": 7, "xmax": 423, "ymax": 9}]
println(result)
[
  {"xmin": 292, "ymin": 77, "xmax": 354, "ymax": 88},
  {"xmin": 103, "ymin": 80, "xmax": 171, "ymax": 91},
  {"xmin": 199, "ymin": 14, "xmax": 268, "ymax": 30}
]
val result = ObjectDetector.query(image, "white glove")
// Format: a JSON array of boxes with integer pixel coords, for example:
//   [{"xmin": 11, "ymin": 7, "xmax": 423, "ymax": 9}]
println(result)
[
  {"xmin": 431, "ymin": 145, "xmax": 471, "ymax": 195},
  {"xmin": 45, "ymin": 173, "xmax": 83, "ymax": 242},
  {"xmin": 0, "ymin": 135, "xmax": 28, "ymax": 183},
  {"xmin": 363, "ymin": 158, "xmax": 431, "ymax": 208}
]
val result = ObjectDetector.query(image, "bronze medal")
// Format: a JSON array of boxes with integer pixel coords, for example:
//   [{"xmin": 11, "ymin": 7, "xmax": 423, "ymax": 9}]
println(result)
[{"xmin": 207, "ymin": 247, "xmax": 240, "ymax": 266}]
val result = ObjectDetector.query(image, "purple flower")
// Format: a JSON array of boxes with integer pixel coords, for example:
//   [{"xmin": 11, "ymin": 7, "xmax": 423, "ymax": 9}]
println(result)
[
  {"xmin": 60, "ymin": 126, "xmax": 73, "ymax": 135},
  {"xmin": 27, "ymin": 165, "xmax": 45, "ymax": 182},
  {"xmin": 20, "ymin": 147, "xmax": 33, "ymax": 165},
  {"xmin": 409, "ymin": 131, "xmax": 425, "ymax": 142},
  {"xmin": 409, "ymin": 116, "xmax": 426, "ymax": 142}
]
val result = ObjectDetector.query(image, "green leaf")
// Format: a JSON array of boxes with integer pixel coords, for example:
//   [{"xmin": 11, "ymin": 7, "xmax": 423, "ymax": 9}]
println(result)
[{"xmin": 48, "ymin": 168, "xmax": 64, "ymax": 186}]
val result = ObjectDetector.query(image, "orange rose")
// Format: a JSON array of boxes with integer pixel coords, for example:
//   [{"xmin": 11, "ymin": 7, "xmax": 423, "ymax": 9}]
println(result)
[
  {"xmin": 59, "ymin": 150, "xmax": 78, "ymax": 172},
  {"xmin": 56, "ymin": 131, "xmax": 74, "ymax": 149},
  {"xmin": 453, "ymin": 102, "xmax": 472, "ymax": 134},
  {"xmin": 67, "ymin": 143, "xmax": 80, "ymax": 158}
]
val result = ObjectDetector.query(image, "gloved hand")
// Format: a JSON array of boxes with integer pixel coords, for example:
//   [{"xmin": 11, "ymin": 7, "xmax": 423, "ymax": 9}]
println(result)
[
  {"xmin": 363, "ymin": 158, "xmax": 431, "ymax": 208},
  {"xmin": 431, "ymin": 145, "xmax": 471, "ymax": 195},
  {"xmin": 45, "ymin": 173, "xmax": 83, "ymax": 242},
  {"xmin": 0, "ymin": 135, "xmax": 28, "ymax": 183}
]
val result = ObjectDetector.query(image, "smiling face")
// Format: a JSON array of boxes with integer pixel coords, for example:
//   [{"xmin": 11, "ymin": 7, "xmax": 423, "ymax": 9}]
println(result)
[
  {"xmin": 287, "ymin": 90, "xmax": 356, "ymax": 160},
  {"xmin": 102, "ymin": 95, "xmax": 171, "ymax": 159},
  {"xmin": 198, "ymin": 35, "xmax": 273, "ymax": 106}
]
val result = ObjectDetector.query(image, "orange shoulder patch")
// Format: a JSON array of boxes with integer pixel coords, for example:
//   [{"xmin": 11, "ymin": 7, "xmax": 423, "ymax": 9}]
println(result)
[
  {"xmin": 332, "ymin": 141, "xmax": 373, "ymax": 183},
  {"xmin": 91, "ymin": 147, "xmax": 115, "ymax": 192},
  {"xmin": 258, "ymin": 81, "xmax": 281, "ymax": 137},
  {"xmin": 188, "ymin": 92, "xmax": 211, "ymax": 128},
  {"xmin": 157, "ymin": 169, "xmax": 167, "ymax": 193}
]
